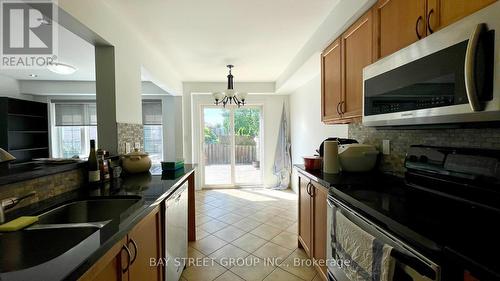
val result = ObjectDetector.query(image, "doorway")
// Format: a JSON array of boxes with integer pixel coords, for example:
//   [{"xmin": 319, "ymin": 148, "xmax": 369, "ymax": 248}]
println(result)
[{"xmin": 201, "ymin": 105, "xmax": 263, "ymax": 188}]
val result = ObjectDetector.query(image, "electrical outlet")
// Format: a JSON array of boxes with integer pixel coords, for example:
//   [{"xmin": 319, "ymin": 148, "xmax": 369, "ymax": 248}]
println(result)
[
  {"xmin": 134, "ymin": 142, "xmax": 141, "ymax": 150},
  {"xmin": 382, "ymin": 140, "xmax": 390, "ymax": 155},
  {"xmin": 125, "ymin": 142, "xmax": 131, "ymax": 154}
]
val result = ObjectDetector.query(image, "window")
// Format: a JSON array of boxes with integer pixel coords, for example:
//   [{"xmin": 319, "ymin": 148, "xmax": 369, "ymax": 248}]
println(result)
[
  {"xmin": 52, "ymin": 102, "xmax": 97, "ymax": 159},
  {"xmin": 143, "ymin": 100, "xmax": 163, "ymax": 163}
]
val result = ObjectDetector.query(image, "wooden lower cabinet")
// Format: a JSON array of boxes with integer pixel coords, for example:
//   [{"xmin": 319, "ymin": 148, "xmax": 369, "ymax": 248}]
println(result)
[
  {"xmin": 298, "ymin": 176, "xmax": 313, "ymax": 256},
  {"xmin": 311, "ymin": 181, "xmax": 328, "ymax": 280},
  {"xmin": 79, "ymin": 207, "xmax": 162, "ymax": 281},
  {"xmin": 298, "ymin": 174, "xmax": 329, "ymax": 281}
]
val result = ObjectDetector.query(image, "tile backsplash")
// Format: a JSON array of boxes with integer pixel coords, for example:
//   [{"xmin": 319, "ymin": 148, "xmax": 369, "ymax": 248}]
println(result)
[
  {"xmin": 117, "ymin": 123, "xmax": 144, "ymax": 154},
  {"xmin": 348, "ymin": 122, "xmax": 500, "ymax": 175},
  {"xmin": 0, "ymin": 168, "xmax": 84, "ymax": 213}
]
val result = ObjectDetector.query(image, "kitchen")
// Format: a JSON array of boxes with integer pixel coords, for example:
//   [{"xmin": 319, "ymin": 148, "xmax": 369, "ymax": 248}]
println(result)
[{"xmin": 1, "ymin": 0, "xmax": 500, "ymax": 281}]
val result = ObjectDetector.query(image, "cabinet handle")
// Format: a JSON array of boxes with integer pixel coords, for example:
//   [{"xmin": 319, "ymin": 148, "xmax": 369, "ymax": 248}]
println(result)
[
  {"xmin": 427, "ymin": 9, "xmax": 434, "ymax": 34},
  {"xmin": 415, "ymin": 16, "xmax": 423, "ymax": 39},
  {"xmin": 128, "ymin": 238, "xmax": 138, "ymax": 265},
  {"xmin": 340, "ymin": 101, "xmax": 345, "ymax": 114},
  {"xmin": 306, "ymin": 182, "xmax": 311, "ymax": 196},
  {"xmin": 336, "ymin": 102, "xmax": 341, "ymax": 115},
  {"xmin": 121, "ymin": 244, "xmax": 132, "ymax": 273}
]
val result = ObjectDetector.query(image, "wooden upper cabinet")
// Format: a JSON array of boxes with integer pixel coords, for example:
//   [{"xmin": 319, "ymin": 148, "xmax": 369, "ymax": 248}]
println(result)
[
  {"xmin": 321, "ymin": 39, "xmax": 342, "ymax": 122},
  {"xmin": 426, "ymin": 0, "xmax": 497, "ymax": 34},
  {"xmin": 341, "ymin": 11, "xmax": 373, "ymax": 119},
  {"xmin": 373, "ymin": 0, "xmax": 427, "ymax": 59}
]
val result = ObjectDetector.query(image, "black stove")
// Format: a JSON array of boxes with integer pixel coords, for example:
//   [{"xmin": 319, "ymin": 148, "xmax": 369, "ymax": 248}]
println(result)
[{"xmin": 323, "ymin": 145, "xmax": 500, "ymax": 281}]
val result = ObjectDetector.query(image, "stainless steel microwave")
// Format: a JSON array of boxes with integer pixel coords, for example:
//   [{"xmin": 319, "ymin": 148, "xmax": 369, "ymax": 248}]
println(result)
[{"xmin": 363, "ymin": 2, "xmax": 500, "ymax": 127}]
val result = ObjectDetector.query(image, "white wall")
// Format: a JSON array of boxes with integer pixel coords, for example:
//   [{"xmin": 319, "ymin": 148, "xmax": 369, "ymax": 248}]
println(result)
[
  {"xmin": 58, "ymin": 0, "xmax": 183, "ymax": 125},
  {"xmin": 186, "ymin": 91, "xmax": 288, "ymax": 189},
  {"xmin": 289, "ymin": 75, "xmax": 348, "ymax": 192},
  {"xmin": 0, "ymin": 75, "xmax": 33, "ymax": 100}
]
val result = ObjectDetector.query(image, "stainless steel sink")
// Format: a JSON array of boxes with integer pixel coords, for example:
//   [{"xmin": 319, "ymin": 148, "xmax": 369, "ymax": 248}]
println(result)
[
  {"xmin": 35, "ymin": 196, "xmax": 143, "ymax": 225},
  {"xmin": 0, "ymin": 226, "xmax": 100, "ymax": 273}
]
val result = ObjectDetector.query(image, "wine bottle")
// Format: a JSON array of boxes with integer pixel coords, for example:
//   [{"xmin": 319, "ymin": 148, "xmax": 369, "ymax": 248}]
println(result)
[{"xmin": 88, "ymin": 139, "xmax": 100, "ymax": 184}]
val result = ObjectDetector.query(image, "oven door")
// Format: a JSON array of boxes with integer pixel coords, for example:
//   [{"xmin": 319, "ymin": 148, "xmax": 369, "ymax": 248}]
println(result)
[
  {"xmin": 363, "ymin": 1, "xmax": 500, "ymax": 127},
  {"xmin": 327, "ymin": 195, "xmax": 440, "ymax": 281}
]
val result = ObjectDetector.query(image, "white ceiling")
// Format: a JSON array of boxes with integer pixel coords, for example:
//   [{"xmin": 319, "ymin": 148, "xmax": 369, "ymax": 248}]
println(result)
[
  {"xmin": 0, "ymin": 23, "xmax": 95, "ymax": 81},
  {"xmin": 105, "ymin": 0, "xmax": 339, "ymax": 82}
]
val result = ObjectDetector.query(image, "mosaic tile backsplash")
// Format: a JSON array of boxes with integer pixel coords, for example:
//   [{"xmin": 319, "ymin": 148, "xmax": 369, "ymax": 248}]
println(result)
[
  {"xmin": 348, "ymin": 122, "xmax": 500, "ymax": 175},
  {"xmin": 0, "ymin": 168, "xmax": 84, "ymax": 213},
  {"xmin": 117, "ymin": 123, "xmax": 144, "ymax": 154}
]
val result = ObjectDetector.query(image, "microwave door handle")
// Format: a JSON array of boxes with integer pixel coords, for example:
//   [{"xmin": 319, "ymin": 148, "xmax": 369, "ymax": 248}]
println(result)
[{"xmin": 464, "ymin": 23, "xmax": 487, "ymax": 112}]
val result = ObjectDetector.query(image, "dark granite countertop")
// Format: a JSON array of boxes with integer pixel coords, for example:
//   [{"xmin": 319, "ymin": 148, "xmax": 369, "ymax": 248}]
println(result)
[
  {"xmin": 0, "ymin": 165, "xmax": 195, "ymax": 281},
  {"xmin": 0, "ymin": 161, "xmax": 87, "ymax": 186}
]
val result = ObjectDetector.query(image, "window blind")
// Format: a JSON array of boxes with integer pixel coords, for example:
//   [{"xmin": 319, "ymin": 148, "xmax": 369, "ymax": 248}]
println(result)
[
  {"xmin": 54, "ymin": 103, "xmax": 97, "ymax": 126},
  {"xmin": 142, "ymin": 100, "xmax": 162, "ymax": 125}
]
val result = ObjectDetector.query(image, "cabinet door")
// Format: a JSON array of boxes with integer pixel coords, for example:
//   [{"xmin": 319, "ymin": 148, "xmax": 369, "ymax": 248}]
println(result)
[
  {"xmin": 426, "ymin": 0, "xmax": 497, "ymax": 34},
  {"xmin": 321, "ymin": 38, "xmax": 343, "ymax": 122},
  {"xmin": 128, "ymin": 207, "xmax": 162, "ymax": 281},
  {"xmin": 312, "ymin": 182, "xmax": 328, "ymax": 280},
  {"xmin": 298, "ymin": 176, "xmax": 313, "ymax": 256},
  {"xmin": 341, "ymin": 10, "xmax": 374, "ymax": 119},
  {"xmin": 78, "ymin": 237, "xmax": 129, "ymax": 281},
  {"xmin": 373, "ymin": 0, "xmax": 427, "ymax": 59}
]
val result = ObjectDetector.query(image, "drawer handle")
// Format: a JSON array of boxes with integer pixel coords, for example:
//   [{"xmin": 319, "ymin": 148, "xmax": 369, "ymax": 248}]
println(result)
[
  {"xmin": 128, "ymin": 238, "xmax": 138, "ymax": 265},
  {"xmin": 121, "ymin": 244, "xmax": 132, "ymax": 273}
]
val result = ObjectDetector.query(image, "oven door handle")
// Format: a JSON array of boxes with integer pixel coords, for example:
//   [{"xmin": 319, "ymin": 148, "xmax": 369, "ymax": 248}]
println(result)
[{"xmin": 464, "ymin": 23, "xmax": 487, "ymax": 112}]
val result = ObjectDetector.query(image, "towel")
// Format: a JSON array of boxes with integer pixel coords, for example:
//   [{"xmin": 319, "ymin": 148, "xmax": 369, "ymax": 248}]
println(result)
[{"xmin": 333, "ymin": 210, "xmax": 395, "ymax": 281}]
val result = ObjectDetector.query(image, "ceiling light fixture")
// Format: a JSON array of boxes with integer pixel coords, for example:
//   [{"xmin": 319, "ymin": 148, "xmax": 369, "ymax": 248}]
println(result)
[
  {"xmin": 47, "ymin": 62, "xmax": 77, "ymax": 75},
  {"xmin": 212, "ymin": 65, "xmax": 247, "ymax": 108}
]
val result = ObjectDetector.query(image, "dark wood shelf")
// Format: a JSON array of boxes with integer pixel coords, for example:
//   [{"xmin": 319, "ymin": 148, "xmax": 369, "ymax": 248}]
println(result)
[
  {"xmin": 8, "ymin": 130, "xmax": 49, "ymax": 133},
  {"xmin": 8, "ymin": 113, "xmax": 47, "ymax": 118},
  {"xmin": 10, "ymin": 147, "xmax": 49, "ymax": 152}
]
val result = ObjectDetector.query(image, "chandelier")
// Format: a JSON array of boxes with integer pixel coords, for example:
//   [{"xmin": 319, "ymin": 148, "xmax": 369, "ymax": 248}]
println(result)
[{"xmin": 212, "ymin": 65, "xmax": 247, "ymax": 107}]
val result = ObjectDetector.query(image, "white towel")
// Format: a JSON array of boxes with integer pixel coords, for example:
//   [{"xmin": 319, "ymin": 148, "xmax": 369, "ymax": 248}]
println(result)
[{"xmin": 334, "ymin": 210, "xmax": 395, "ymax": 281}]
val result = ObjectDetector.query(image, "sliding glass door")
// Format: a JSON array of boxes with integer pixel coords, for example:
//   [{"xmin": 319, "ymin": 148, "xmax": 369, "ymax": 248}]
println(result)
[{"xmin": 202, "ymin": 106, "xmax": 262, "ymax": 187}]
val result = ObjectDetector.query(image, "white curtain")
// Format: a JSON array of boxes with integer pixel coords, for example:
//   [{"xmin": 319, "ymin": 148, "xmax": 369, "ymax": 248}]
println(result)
[
  {"xmin": 54, "ymin": 103, "xmax": 96, "ymax": 126},
  {"xmin": 272, "ymin": 103, "xmax": 292, "ymax": 190}
]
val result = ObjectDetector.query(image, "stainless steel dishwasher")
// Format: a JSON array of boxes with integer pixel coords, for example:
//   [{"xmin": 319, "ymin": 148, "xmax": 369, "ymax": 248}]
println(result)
[{"xmin": 165, "ymin": 182, "xmax": 188, "ymax": 281}]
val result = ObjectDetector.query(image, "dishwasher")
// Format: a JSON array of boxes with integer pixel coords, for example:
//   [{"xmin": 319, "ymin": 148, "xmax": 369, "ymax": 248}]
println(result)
[{"xmin": 165, "ymin": 182, "xmax": 188, "ymax": 281}]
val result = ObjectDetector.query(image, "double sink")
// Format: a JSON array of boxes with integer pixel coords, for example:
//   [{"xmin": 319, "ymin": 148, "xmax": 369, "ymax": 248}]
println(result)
[{"xmin": 0, "ymin": 196, "xmax": 143, "ymax": 274}]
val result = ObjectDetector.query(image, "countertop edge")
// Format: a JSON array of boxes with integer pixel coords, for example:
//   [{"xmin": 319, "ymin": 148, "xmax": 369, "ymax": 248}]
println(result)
[{"xmin": 65, "ymin": 167, "xmax": 196, "ymax": 281}]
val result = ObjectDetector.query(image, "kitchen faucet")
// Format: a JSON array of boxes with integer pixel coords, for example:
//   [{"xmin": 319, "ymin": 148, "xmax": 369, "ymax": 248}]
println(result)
[{"xmin": 0, "ymin": 191, "xmax": 36, "ymax": 224}]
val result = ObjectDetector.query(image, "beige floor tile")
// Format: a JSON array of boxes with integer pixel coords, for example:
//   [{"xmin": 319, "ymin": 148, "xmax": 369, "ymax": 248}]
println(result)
[
  {"xmin": 265, "ymin": 216, "xmax": 296, "ymax": 230},
  {"xmin": 181, "ymin": 259, "xmax": 226, "ymax": 281},
  {"xmin": 209, "ymin": 244, "xmax": 250, "ymax": 269},
  {"xmin": 229, "ymin": 255, "xmax": 276, "ymax": 281},
  {"xmin": 199, "ymin": 219, "xmax": 229, "ymax": 233},
  {"xmin": 286, "ymin": 222, "xmax": 298, "ymax": 235},
  {"xmin": 218, "ymin": 213, "xmax": 245, "ymax": 224},
  {"xmin": 232, "ymin": 217, "xmax": 262, "ymax": 232},
  {"xmin": 188, "ymin": 246, "xmax": 205, "ymax": 259},
  {"xmin": 214, "ymin": 270, "xmax": 245, "ymax": 281},
  {"xmin": 236, "ymin": 207, "xmax": 259, "ymax": 217},
  {"xmin": 279, "ymin": 248, "xmax": 317, "ymax": 281},
  {"xmin": 250, "ymin": 224, "xmax": 282, "ymax": 240},
  {"xmin": 190, "ymin": 235, "xmax": 227, "ymax": 255},
  {"xmin": 213, "ymin": 226, "xmax": 246, "ymax": 242},
  {"xmin": 205, "ymin": 207, "xmax": 229, "ymax": 218},
  {"xmin": 252, "ymin": 242, "xmax": 294, "ymax": 261},
  {"xmin": 196, "ymin": 214, "xmax": 214, "ymax": 226},
  {"xmin": 231, "ymin": 233, "xmax": 268, "ymax": 253},
  {"xmin": 312, "ymin": 274, "xmax": 322, "ymax": 281},
  {"xmin": 270, "ymin": 231, "xmax": 298, "ymax": 250},
  {"xmin": 196, "ymin": 228, "xmax": 210, "ymax": 240},
  {"xmin": 263, "ymin": 268, "xmax": 304, "ymax": 281},
  {"xmin": 252, "ymin": 211, "xmax": 277, "ymax": 223}
]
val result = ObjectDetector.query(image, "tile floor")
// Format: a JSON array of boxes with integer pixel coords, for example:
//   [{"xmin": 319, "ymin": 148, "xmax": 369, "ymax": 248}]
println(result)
[{"xmin": 182, "ymin": 188, "xmax": 322, "ymax": 281}]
